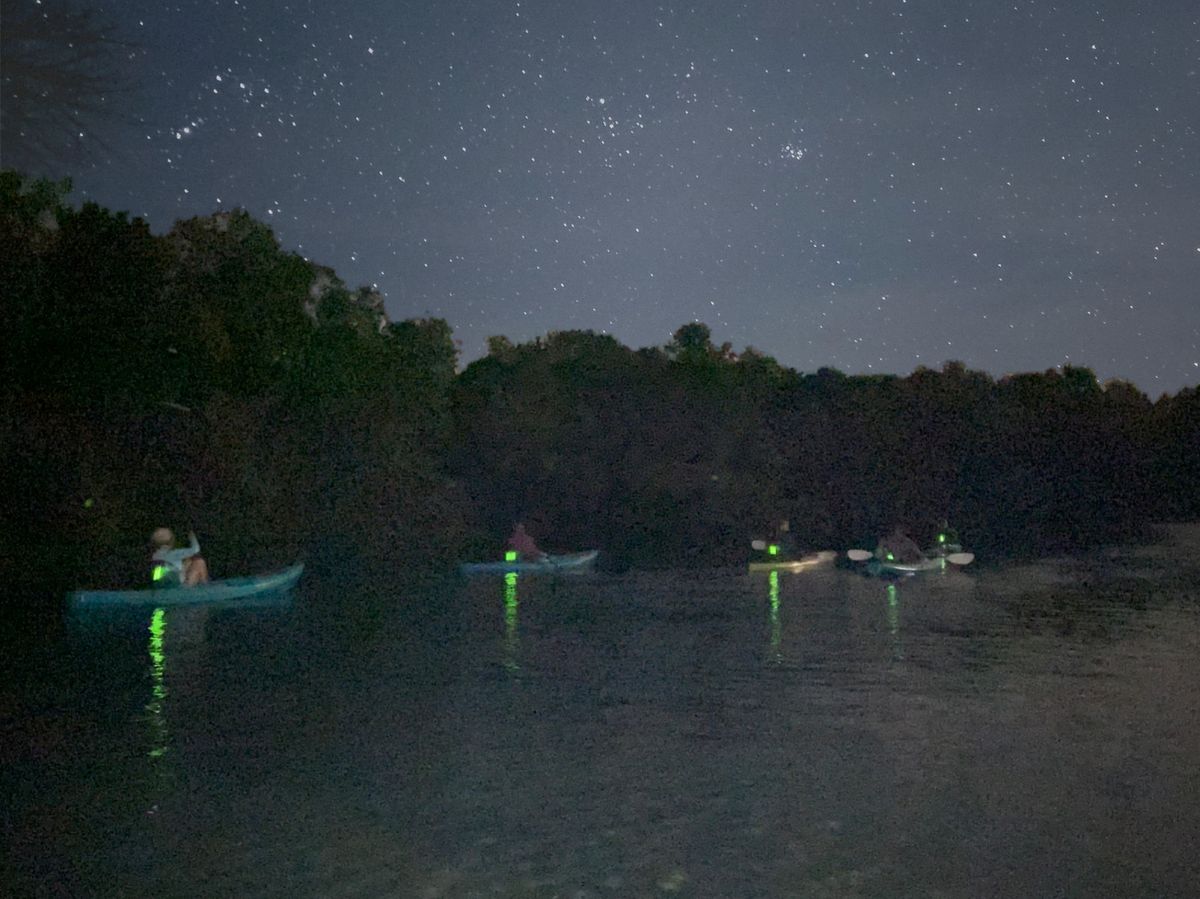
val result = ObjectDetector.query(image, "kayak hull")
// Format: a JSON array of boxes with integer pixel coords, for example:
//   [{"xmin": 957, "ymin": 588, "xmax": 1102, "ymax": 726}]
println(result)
[
  {"xmin": 865, "ymin": 550, "xmax": 973, "ymax": 577},
  {"xmin": 749, "ymin": 550, "xmax": 838, "ymax": 573},
  {"xmin": 869, "ymin": 556, "xmax": 947, "ymax": 576},
  {"xmin": 68, "ymin": 563, "xmax": 304, "ymax": 611},
  {"xmin": 459, "ymin": 550, "xmax": 599, "ymax": 575}
]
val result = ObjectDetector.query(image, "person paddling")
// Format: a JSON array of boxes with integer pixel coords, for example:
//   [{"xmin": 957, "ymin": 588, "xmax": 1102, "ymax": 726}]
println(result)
[
  {"xmin": 150, "ymin": 527, "xmax": 211, "ymax": 587},
  {"xmin": 876, "ymin": 524, "xmax": 923, "ymax": 564},
  {"xmin": 934, "ymin": 519, "xmax": 961, "ymax": 554},
  {"xmin": 507, "ymin": 523, "xmax": 548, "ymax": 562},
  {"xmin": 754, "ymin": 518, "xmax": 798, "ymax": 559}
]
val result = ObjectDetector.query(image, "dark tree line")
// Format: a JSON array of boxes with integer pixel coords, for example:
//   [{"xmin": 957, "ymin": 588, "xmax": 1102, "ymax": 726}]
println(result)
[
  {"xmin": 2, "ymin": 171, "xmax": 1198, "ymax": 622},
  {"xmin": 451, "ymin": 325, "xmax": 1197, "ymax": 568}
]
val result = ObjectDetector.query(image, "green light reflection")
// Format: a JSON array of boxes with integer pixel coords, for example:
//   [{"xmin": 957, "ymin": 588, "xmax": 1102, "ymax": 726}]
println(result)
[
  {"xmin": 146, "ymin": 607, "xmax": 169, "ymax": 759},
  {"xmin": 503, "ymin": 572, "xmax": 520, "ymax": 672},
  {"xmin": 885, "ymin": 584, "xmax": 903, "ymax": 661},
  {"xmin": 768, "ymin": 570, "xmax": 781, "ymax": 661}
]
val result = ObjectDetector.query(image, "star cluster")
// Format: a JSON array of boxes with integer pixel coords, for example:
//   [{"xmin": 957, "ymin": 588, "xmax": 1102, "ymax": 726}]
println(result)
[{"xmin": 63, "ymin": 0, "xmax": 1200, "ymax": 389}]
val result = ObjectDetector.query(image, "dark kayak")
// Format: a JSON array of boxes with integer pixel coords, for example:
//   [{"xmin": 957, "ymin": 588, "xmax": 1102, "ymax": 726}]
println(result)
[
  {"xmin": 854, "ymin": 551, "xmax": 975, "ymax": 577},
  {"xmin": 67, "ymin": 563, "xmax": 304, "ymax": 612},
  {"xmin": 459, "ymin": 550, "xmax": 599, "ymax": 575}
]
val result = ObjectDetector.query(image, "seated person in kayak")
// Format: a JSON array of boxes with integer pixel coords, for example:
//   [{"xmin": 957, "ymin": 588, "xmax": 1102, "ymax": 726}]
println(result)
[
  {"xmin": 933, "ymin": 519, "xmax": 961, "ymax": 554},
  {"xmin": 507, "ymin": 522, "xmax": 548, "ymax": 562},
  {"xmin": 151, "ymin": 527, "xmax": 210, "ymax": 586},
  {"xmin": 876, "ymin": 524, "xmax": 923, "ymax": 564},
  {"xmin": 755, "ymin": 519, "xmax": 798, "ymax": 559}
]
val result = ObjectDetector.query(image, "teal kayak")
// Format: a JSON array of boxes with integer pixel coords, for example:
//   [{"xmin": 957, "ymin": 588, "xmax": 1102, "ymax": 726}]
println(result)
[
  {"xmin": 459, "ymin": 550, "xmax": 599, "ymax": 575},
  {"xmin": 67, "ymin": 563, "xmax": 304, "ymax": 611}
]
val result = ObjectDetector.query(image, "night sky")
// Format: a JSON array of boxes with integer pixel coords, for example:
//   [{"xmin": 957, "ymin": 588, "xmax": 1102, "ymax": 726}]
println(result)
[{"xmin": 11, "ymin": 0, "xmax": 1200, "ymax": 391}]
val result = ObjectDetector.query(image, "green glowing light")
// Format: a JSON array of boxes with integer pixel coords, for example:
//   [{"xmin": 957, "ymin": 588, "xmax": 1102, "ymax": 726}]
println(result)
[
  {"xmin": 938, "ymin": 533, "xmax": 946, "ymax": 544},
  {"xmin": 505, "ymin": 550, "xmax": 518, "ymax": 562},
  {"xmin": 768, "ymin": 543, "xmax": 779, "ymax": 556},
  {"xmin": 886, "ymin": 552, "xmax": 895, "ymax": 562},
  {"xmin": 83, "ymin": 498, "xmax": 94, "ymax": 509},
  {"xmin": 152, "ymin": 564, "xmax": 169, "ymax": 582}
]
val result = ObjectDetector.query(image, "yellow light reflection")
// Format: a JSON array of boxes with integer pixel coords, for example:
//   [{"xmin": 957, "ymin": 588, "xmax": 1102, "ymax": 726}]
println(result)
[{"xmin": 503, "ymin": 571, "xmax": 520, "ymax": 672}]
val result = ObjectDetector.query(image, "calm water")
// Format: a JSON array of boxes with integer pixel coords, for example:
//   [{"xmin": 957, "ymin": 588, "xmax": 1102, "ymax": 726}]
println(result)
[{"xmin": 6, "ymin": 529, "xmax": 1200, "ymax": 898}]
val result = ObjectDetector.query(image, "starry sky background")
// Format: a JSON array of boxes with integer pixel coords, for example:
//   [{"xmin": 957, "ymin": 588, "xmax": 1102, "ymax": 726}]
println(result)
[{"xmin": 12, "ymin": 0, "xmax": 1200, "ymax": 391}]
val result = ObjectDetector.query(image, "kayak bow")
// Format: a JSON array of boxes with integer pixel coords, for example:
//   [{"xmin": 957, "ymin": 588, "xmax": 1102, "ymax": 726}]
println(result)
[{"xmin": 749, "ymin": 550, "xmax": 838, "ymax": 572}]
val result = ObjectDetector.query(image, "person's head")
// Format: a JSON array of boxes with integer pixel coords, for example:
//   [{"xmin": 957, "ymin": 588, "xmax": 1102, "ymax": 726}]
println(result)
[
  {"xmin": 151, "ymin": 527, "xmax": 174, "ymax": 548},
  {"xmin": 890, "ymin": 523, "xmax": 909, "ymax": 537},
  {"xmin": 779, "ymin": 519, "xmax": 790, "ymax": 533},
  {"xmin": 513, "ymin": 522, "xmax": 526, "ymax": 534}
]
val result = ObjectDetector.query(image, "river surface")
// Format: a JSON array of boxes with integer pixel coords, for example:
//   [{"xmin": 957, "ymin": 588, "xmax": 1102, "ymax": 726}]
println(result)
[{"xmin": 5, "ymin": 526, "xmax": 1200, "ymax": 897}]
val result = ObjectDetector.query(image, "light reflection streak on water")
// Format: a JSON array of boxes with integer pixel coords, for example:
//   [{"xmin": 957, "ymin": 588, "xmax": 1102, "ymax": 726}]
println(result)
[
  {"xmin": 503, "ymin": 572, "xmax": 520, "ymax": 672},
  {"xmin": 886, "ymin": 583, "xmax": 903, "ymax": 660},
  {"xmin": 768, "ymin": 570, "xmax": 781, "ymax": 662},
  {"xmin": 146, "ymin": 607, "xmax": 169, "ymax": 759}
]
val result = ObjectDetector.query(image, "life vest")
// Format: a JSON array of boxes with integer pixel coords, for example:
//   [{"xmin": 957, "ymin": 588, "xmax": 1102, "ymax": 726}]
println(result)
[{"xmin": 151, "ymin": 561, "xmax": 181, "ymax": 587}]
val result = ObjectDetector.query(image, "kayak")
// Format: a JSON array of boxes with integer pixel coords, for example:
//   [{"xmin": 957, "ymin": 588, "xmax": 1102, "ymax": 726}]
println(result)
[
  {"xmin": 459, "ymin": 550, "xmax": 599, "ymax": 575},
  {"xmin": 854, "ymin": 549, "xmax": 974, "ymax": 578},
  {"xmin": 67, "ymin": 563, "xmax": 304, "ymax": 611},
  {"xmin": 868, "ymin": 555, "xmax": 949, "ymax": 577},
  {"xmin": 749, "ymin": 550, "xmax": 838, "ymax": 573}
]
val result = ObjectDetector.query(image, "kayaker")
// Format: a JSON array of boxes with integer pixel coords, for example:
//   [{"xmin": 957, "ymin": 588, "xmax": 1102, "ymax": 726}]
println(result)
[
  {"xmin": 934, "ymin": 519, "xmax": 961, "ymax": 553},
  {"xmin": 876, "ymin": 524, "xmax": 923, "ymax": 564},
  {"xmin": 151, "ymin": 527, "xmax": 211, "ymax": 587},
  {"xmin": 507, "ymin": 523, "xmax": 548, "ymax": 562},
  {"xmin": 756, "ymin": 519, "xmax": 798, "ymax": 558}
]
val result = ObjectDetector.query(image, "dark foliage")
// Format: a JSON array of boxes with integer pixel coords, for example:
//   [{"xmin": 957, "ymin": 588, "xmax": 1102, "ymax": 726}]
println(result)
[
  {"xmin": 450, "ymin": 327, "xmax": 1184, "ymax": 567},
  {"xmin": 1, "ymin": 170, "xmax": 1194, "ymax": 626}
]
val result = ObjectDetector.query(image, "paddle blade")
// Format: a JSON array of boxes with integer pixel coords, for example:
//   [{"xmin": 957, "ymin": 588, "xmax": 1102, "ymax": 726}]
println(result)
[
  {"xmin": 846, "ymin": 549, "xmax": 873, "ymax": 562},
  {"xmin": 947, "ymin": 552, "xmax": 975, "ymax": 566},
  {"xmin": 750, "ymin": 539, "xmax": 766, "ymax": 551},
  {"xmin": 815, "ymin": 550, "xmax": 838, "ymax": 563}
]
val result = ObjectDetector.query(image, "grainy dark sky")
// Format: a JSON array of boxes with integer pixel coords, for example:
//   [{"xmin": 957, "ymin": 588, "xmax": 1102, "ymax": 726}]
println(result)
[{"xmin": 11, "ymin": 0, "xmax": 1200, "ymax": 391}]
